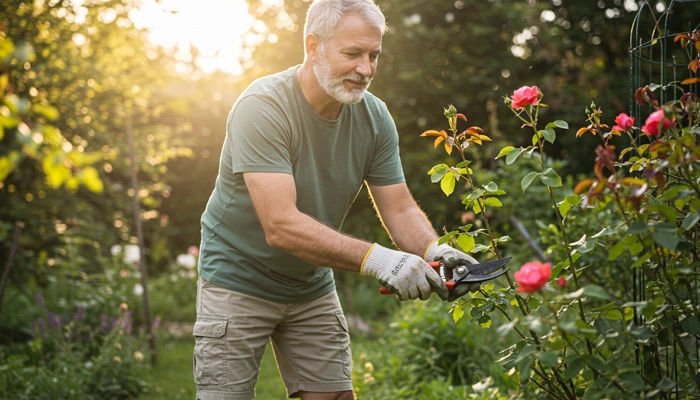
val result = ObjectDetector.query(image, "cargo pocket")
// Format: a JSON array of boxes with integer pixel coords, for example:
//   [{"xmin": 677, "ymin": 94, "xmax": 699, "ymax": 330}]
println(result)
[
  {"xmin": 334, "ymin": 311, "xmax": 352, "ymax": 380},
  {"xmin": 193, "ymin": 316, "xmax": 228, "ymax": 387}
]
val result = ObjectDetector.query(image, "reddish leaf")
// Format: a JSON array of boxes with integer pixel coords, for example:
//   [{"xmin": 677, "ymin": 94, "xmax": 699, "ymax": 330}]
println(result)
[
  {"xmin": 681, "ymin": 77, "xmax": 700, "ymax": 85},
  {"xmin": 689, "ymin": 58, "xmax": 699, "ymax": 73},
  {"xmin": 457, "ymin": 113, "xmax": 468, "ymax": 123},
  {"xmin": 574, "ymin": 178, "xmax": 594, "ymax": 195}
]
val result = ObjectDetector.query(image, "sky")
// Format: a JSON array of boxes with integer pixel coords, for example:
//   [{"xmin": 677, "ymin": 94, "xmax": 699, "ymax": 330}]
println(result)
[{"xmin": 129, "ymin": 0, "xmax": 255, "ymax": 75}]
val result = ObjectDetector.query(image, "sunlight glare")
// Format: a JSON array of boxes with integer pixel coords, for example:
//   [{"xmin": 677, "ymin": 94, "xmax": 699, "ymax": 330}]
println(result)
[{"xmin": 130, "ymin": 0, "xmax": 254, "ymax": 75}]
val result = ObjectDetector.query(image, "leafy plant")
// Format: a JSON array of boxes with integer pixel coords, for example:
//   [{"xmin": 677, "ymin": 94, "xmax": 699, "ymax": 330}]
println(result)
[{"xmin": 418, "ymin": 31, "xmax": 700, "ymax": 398}]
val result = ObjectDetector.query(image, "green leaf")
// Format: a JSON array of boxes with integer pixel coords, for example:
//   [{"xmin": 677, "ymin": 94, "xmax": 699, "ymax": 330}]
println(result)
[
  {"xmin": 620, "ymin": 371, "xmax": 645, "ymax": 391},
  {"xmin": 519, "ymin": 359, "xmax": 532, "ymax": 383},
  {"xmin": 483, "ymin": 197, "xmax": 502, "ymax": 207},
  {"xmin": 630, "ymin": 326, "xmax": 654, "ymax": 341},
  {"xmin": 582, "ymin": 285, "xmax": 611, "ymax": 300},
  {"xmin": 538, "ymin": 351, "xmax": 559, "ymax": 368},
  {"xmin": 542, "ymin": 127, "xmax": 556, "ymax": 143},
  {"xmin": 478, "ymin": 315, "xmax": 492, "ymax": 328},
  {"xmin": 80, "ymin": 166, "xmax": 103, "ymax": 193},
  {"xmin": 608, "ymin": 242, "xmax": 627, "ymax": 260},
  {"xmin": 441, "ymin": 172, "xmax": 456, "ymax": 196},
  {"xmin": 682, "ymin": 213, "xmax": 700, "ymax": 230},
  {"xmin": 681, "ymin": 316, "xmax": 700, "ymax": 335},
  {"xmin": 627, "ymin": 221, "xmax": 649, "ymax": 234},
  {"xmin": 505, "ymin": 147, "xmax": 524, "ymax": 165},
  {"xmin": 540, "ymin": 168, "xmax": 563, "ymax": 187},
  {"xmin": 656, "ymin": 377, "xmax": 676, "ymax": 391},
  {"xmin": 483, "ymin": 182, "xmax": 499, "ymax": 192},
  {"xmin": 457, "ymin": 235, "xmax": 475, "ymax": 253},
  {"xmin": 496, "ymin": 146, "xmax": 515, "ymax": 159},
  {"xmin": 452, "ymin": 304, "xmax": 464, "ymax": 322},
  {"xmin": 559, "ymin": 201, "xmax": 572, "ymax": 218},
  {"xmin": 552, "ymin": 120, "xmax": 569, "ymax": 129},
  {"xmin": 605, "ymin": 309, "xmax": 623, "ymax": 320},
  {"xmin": 564, "ymin": 357, "xmax": 584, "ymax": 379},
  {"xmin": 652, "ymin": 230, "xmax": 679, "ymax": 251},
  {"xmin": 521, "ymin": 171, "xmax": 539, "ymax": 192}
]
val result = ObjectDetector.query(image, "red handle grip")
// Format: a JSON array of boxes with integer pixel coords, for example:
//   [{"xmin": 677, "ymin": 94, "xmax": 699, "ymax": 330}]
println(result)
[{"xmin": 379, "ymin": 280, "xmax": 454, "ymax": 295}]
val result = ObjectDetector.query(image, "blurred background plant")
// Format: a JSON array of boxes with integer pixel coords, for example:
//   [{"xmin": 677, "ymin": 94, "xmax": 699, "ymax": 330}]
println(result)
[{"xmin": 1, "ymin": 0, "xmax": 699, "ymax": 398}]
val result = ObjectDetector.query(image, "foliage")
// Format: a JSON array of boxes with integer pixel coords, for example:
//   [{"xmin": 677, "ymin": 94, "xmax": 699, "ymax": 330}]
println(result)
[
  {"xmin": 352, "ymin": 300, "xmax": 518, "ymax": 399},
  {"xmin": 0, "ymin": 297, "xmax": 150, "ymax": 399},
  {"xmin": 418, "ymin": 29, "xmax": 700, "ymax": 397},
  {"xmin": 0, "ymin": 0, "xmax": 195, "ymax": 290}
]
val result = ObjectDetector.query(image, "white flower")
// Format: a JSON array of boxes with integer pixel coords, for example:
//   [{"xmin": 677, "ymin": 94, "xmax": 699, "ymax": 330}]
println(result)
[
  {"xmin": 133, "ymin": 283, "xmax": 144, "ymax": 296},
  {"xmin": 176, "ymin": 254, "xmax": 197, "ymax": 269},
  {"xmin": 123, "ymin": 244, "xmax": 141, "ymax": 264}
]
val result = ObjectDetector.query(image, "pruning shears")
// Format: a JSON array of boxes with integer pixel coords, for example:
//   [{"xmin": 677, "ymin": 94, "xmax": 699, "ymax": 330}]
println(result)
[{"xmin": 379, "ymin": 257, "xmax": 512, "ymax": 297}]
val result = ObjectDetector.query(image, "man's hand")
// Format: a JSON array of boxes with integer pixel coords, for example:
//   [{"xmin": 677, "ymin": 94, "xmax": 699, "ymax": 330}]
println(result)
[
  {"xmin": 425, "ymin": 241, "xmax": 480, "ymax": 301},
  {"xmin": 362, "ymin": 244, "xmax": 448, "ymax": 301}
]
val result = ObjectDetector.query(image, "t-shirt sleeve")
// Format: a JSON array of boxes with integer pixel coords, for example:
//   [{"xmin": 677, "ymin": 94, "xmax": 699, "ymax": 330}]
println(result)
[
  {"xmin": 227, "ymin": 94, "xmax": 293, "ymax": 174},
  {"xmin": 364, "ymin": 105, "xmax": 405, "ymax": 186}
]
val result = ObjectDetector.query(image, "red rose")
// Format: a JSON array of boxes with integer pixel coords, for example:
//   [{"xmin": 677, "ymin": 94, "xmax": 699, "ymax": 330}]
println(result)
[
  {"xmin": 510, "ymin": 86, "xmax": 541, "ymax": 109},
  {"xmin": 641, "ymin": 109, "xmax": 673, "ymax": 135},
  {"xmin": 612, "ymin": 113, "xmax": 635, "ymax": 132},
  {"xmin": 557, "ymin": 276, "xmax": 567, "ymax": 289},
  {"xmin": 514, "ymin": 261, "xmax": 552, "ymax": 293}
]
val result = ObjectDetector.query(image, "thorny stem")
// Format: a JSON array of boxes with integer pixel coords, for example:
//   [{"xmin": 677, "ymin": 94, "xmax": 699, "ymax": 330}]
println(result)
[
  {"xmin": 528, "ymin": 113, "xmax": 594, "ymax": 357},
  {"xmin": 456, "ymin": 142, "xmax": 531, "ymax": 317}
]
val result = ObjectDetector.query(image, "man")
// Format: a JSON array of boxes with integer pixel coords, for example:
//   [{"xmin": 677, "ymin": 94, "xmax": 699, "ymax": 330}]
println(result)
[{"xmin": 193, "ymin": 0, "xmax": 477, "ymax": 398}]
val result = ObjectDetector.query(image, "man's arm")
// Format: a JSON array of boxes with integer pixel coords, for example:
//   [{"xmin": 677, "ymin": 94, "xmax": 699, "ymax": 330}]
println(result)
[
  {"xmin": 243, "ymin": 171, "xmax": 371, "ymax": 272},
  {"xmin": 244, "ymin": 172, "xmax": 448, "ymax": 300},
  {"xmin": 367, "ymin": 182, "xmax": 439, "ymax": 257}
]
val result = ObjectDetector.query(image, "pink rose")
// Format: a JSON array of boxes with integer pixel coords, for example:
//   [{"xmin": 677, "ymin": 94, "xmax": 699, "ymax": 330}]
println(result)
[
  {"xmin": 514, "ymin": 261, "xmax": 552, "ymax": 293},
  {"xmin": 641, "ymin": 109, "xmax": 673, "ymax": 135},
  {"xmin": 510, "ymin": 86, "xmax": 541, "ymax": 109},
  {"xmin": 612, "ymin": 113, "xmax": 635, "ymax": 132},
  {"xmin": 188, "ymin": 245, "xmax": 200, "ymax": 257}
]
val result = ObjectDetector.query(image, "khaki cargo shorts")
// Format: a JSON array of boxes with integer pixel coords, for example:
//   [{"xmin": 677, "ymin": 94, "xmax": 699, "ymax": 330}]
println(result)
[{"xmin": 193, "ymin": 278, "xmax": 353, "ymax": 400}]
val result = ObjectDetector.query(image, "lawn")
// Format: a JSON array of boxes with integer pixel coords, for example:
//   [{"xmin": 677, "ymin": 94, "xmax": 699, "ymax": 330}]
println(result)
[{"xmin": 142, "ymin": 333, "xmax": 287, "ymax": 399}]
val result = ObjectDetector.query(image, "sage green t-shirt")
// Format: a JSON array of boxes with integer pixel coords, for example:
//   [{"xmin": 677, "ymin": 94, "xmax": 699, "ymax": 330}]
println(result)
[{"xmin": 199, "ymin": 66, "xmax": 405, "ymax": 303}]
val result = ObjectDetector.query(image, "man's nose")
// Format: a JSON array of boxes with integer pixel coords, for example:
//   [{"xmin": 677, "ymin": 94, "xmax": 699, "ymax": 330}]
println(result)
[{"xmin": 355, "ymin": 55, "xmax": 373, "ymax": 77}]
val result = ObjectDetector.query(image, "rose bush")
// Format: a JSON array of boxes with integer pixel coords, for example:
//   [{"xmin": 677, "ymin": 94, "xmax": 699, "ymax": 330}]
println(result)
[{"xmin": 419, "ymin": 31, "xmax": 700, "ymax": 398}]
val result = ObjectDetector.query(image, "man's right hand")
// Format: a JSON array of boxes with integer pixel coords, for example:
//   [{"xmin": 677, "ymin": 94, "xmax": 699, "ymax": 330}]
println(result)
[{"xmin": 361, "ymin": 244, "xmax": 448, "ymax": 301}]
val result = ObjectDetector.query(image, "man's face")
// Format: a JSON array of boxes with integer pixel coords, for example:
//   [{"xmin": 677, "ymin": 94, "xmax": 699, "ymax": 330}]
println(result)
[{"xmin": 312, "ymin": 14, "xmax": 382, "ymax": 104}]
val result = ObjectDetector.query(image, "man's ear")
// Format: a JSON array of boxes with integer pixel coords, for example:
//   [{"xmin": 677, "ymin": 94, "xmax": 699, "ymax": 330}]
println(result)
[{"xmin": 305, "ymin": 34, "xmax": 320, "ymax": 62}]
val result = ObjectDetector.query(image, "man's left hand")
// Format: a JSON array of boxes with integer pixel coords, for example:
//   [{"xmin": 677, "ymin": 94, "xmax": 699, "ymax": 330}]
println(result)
[{"xmin": 424, "ymin": 241, "xmax": 480, "ymax": 301}]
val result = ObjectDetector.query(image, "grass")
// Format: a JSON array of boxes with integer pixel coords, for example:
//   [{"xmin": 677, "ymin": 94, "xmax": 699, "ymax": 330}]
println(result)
[{"xmin": 142, "ymin": 332, "xmax": 287, "ymax": 399}]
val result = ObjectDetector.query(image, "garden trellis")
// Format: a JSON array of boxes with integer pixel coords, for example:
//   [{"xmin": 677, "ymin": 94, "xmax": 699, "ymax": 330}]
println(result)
[{"xmin": 629, "ymin": 0, "xmax": 700, "ymax": 395}]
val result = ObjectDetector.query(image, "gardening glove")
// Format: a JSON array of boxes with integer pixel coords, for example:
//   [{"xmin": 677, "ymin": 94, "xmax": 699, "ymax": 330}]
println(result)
[
  {"xmin": 362, "ymin": 244, "xmax": 449, "ymax": 301},
  {"xmin": 424, "ymin": 241, "xmax": 480, "ymax": 301}
]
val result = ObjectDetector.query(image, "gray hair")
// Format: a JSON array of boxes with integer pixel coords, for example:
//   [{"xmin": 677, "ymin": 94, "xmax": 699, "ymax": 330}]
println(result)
[{"xmin": 304, "ymin": 0, "xmax": 387, "ymax": 45}]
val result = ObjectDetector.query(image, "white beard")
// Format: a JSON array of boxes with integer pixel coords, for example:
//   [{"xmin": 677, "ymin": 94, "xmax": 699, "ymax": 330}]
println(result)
[{"xmin": 313, "ymin": 47, "xmax": 372, "ymax": 104}]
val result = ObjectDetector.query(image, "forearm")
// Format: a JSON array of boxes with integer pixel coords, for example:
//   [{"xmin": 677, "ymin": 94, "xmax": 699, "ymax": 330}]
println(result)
[
  {"xmin": 382, "ymin": 204, "xmax": 438, "ymax": 257},
  {"xmin": 263, "ymin": 210, "xmax": 372, "ymax": 272},
  {"xmin": 368, "ymin": 183, "xmax": 439, "ymax": 257}
]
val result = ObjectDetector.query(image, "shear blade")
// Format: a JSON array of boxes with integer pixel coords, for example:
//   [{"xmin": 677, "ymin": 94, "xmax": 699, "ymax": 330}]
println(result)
[{"xmin": 453, "ymin": 257, "xmax": 512, "ymax": 284}]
